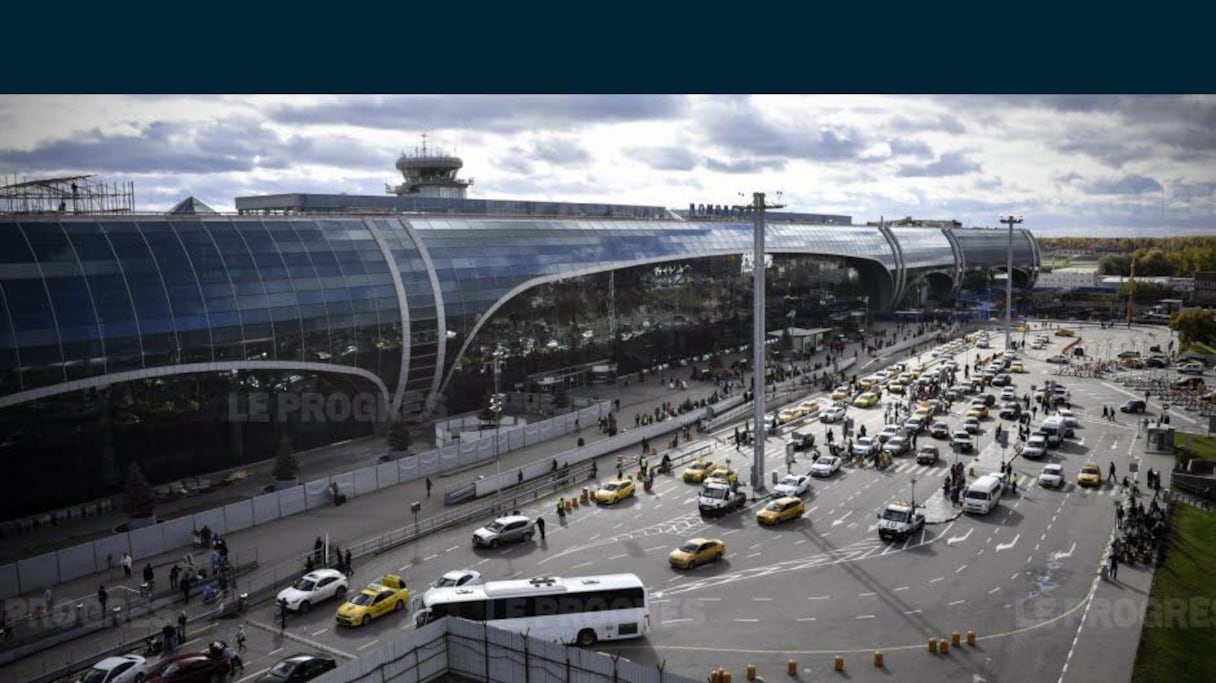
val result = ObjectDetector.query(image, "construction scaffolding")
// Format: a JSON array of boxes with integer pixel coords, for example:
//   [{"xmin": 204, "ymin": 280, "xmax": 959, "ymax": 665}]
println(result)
[{"xmin": 0, "ymin": 174, "xmax": 134, "ymax": 215}]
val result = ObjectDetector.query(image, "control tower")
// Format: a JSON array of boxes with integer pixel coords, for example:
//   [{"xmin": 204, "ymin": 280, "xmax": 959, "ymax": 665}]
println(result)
[{"xmin": 387, "ymin": 134, "xmax": 474, "ymax": 199}]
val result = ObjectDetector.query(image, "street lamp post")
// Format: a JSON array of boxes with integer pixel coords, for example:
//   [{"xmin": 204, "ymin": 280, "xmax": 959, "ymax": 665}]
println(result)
[{"xmin": 999, "ymin": 215, "xmax": 1023, "ymax": 352}]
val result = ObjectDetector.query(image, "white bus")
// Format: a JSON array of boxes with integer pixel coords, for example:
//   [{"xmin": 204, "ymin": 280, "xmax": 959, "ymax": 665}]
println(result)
[{"xmin": 413, "ymin": 573, "xmax": 649, "ymax": 646}]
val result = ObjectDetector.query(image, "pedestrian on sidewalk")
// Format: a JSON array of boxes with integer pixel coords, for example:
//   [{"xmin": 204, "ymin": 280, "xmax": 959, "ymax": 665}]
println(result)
[
  {"xmin": 121, "ymin": 552, "xmax": 132, "ymax": 579},
  {"xmin": 170, "ymin": 564, "xmax": 180, "ymax": 590},
  {"xmin": 1108, "ymin": 462, "xmax": 1117, "ymax": 484},
  {"xmin": 97, "ymin": 585, "xmax": 108, "ymax": 617},
  {"xmin": 536, "ymin": 516, "xmax": 546, "ymax": 540},
  {"xmin": 44, "ymin": 586, "xmax": 53, "ymax": 614},
  {"xmin": 180, "ymin": 574, "xmax": 191, "ymax": 604},
  {"xmin": 277, "ymin": 598, "xmax": 288, "ymax": 631},
  {"xmin": 177, "ymin": 610, "xmax": 187, "ymax": 642},
  {"xmin": 1115, "ymin": 502, "xmax": 1124, "ymax": 529},
  {"xmin": 344, "ymin": 549, "xmax": 352, "ymax": 576},
  {"xmin": 1108, "ymin": 549, "xmax": 1119, "ymax": 580},
  {"xmin": 425, "ymin": 477, "xmax": 432, "ymax": 497},
  {"xmin": 143, "ymin": 563, "xmax": 155, "ymax": 595}
]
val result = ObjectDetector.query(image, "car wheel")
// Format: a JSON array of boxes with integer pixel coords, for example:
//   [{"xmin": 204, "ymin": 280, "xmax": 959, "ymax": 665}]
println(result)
[
  {"xmin": 362, "ymin": 614, "xmax": 371, "ymax": 626},
  {"xmin": 299, "ymin": 600, "xmax": 310, "ymax": 614},
  {"xmin": 523, "ymin": 531, "xmax": 534, "ymax": 542},
  {"xmin": 396, "ymin": 600, "xmax": 405, "ymax": 611},
  {"xmin": 489, "ymin": 539, "xmax": 499, "ymax": 549},
  {"xmin": 134, "ymin": 675, "xmax": 144, "ymax": 683},
  {"xmin": 577, "ymin": 628, "xmax": 598, "ymax": 646}
]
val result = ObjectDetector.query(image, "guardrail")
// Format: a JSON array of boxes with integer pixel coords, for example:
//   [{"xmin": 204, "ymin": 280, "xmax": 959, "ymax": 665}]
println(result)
[{"xmin": 1171, "ymin": 472, "xmax": 1216, "ymax": 503}]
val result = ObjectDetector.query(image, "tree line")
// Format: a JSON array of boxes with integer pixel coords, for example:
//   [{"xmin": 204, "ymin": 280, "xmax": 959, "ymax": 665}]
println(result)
[{"xmin": 1040, "ymin": 237, "xmax": 1216, "ymax": 278}]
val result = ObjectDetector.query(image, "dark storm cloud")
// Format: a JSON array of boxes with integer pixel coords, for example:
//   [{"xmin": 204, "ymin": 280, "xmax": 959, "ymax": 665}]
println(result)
[
  {"xmin": 897, "ymin": 152, "xmax": 981, "ymax": 178},
  {"xmin": 626, "ymin": 146, "xmax": 700, "ymax": 171},
  {"xmin": 700, "ymin": 104, "xmax": 866, "ymax": 161},
  {"xmin": 704, "ymin": 157, "xmax": 787, "ymax": 174},
  {"xmin": 269, "ymin": 95, "xmax": 690, "ymax": 133},
  {"xmin": 532, "ymin": 138, "xmax": 590, "ymax": 166},
  {"xmin": 0, "ymin": 120, "xmax": 258, "ymax": 175},
  {"xmin": 888, "ymin": 138, "xmax": 934, "ymax": 159},
  {"xmin": 1083, "ymin": 174, "xmax": 1164, "ymax": 195}
]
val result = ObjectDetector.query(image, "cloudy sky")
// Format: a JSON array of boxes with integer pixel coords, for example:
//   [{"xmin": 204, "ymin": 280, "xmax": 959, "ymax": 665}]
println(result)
[{"xmin": 0, "ymin": 95, "xmax": 1213, "ymax": 235}]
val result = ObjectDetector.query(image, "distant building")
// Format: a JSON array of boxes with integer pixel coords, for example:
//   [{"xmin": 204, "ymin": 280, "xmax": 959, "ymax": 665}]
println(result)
[
  {"xmin": 865, "ymin": 216, "xmax": 962, "ymax": 228},
  {"xmin": 1194, "ymin": 272, "xmax": 1216, "ymax": 306},
  {"xmin": 1035, "ymin": 268, "xmax": 1099, "ymax": 291}
]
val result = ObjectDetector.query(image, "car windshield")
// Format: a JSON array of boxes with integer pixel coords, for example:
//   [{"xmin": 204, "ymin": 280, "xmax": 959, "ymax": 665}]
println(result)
[
  {"xmin": 779, "ymin": 476, "xmax": 800, "ymax": 486},
  {"xmin": 80, "ymin": 668, "xmax": 110, "ymax": 683},
  {"xmin": 882, "ymin": 508, "xmax": 910, "ymax": 522},
  {"xmin": 485, "ymin": 521, "xmax": 505, "ymax": 532},
  {"xmin": 690, "ymin": 462, "xmax": 709, "ymax": 470},
  {"xmin": 291, "ymin": 578, "xmax": 317, "ymax": 591},
  {"xmin": 436, "ymin": 576, "xmax": 461, "ymax": 587},
  {"xmin": 350, "ymin": 593, "xmax": 375, "ymax": 606},
  {"xmin": 603, "ymin": 483, "xmax": 620, "ymax": 492},
  {"xmin": 268, "ymin": 661, "xmax": 298, "ymax": 678},
  {"xmin": 679, "ymin": 542, "xmax": 700, "ymax": 552},
  {"xmin": 1082, "ymin": 466, "xmax": 1100, "ymax": 475},
  {"xmin": 820, "ymin": 457, "xmax": 838, "ymax": 467},
  {"xmin": 1045, "ymin": 467, "xmax": 1062, "ymax": 475},
  {"xmin": 965, "ymin": 490, "xmax": 989, "ymax": 500},
  {"xmin": 765, "ymin": 501, "xmax": 784, "ymax": 511},
  {"xmin": 702, "ymin": 487, "xmax": 728, "ymax": 500}
]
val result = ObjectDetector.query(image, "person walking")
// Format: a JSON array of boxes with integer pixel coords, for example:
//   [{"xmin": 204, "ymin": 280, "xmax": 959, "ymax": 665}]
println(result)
[
  {"xmin": 170, "ymin": 564, "xmax": 180, "ymax": 590},
  {"xmin": 425, "ymin": 477, "xmax": 433, "ymax": 498},
  {"xmin": 344, "ymin": 549, "xmax": 352, "ymax": 575},
  {"xmin": 1102, "ymin": 405, "xmax": 1109, "ymax": 420},
  {"xmin": 177, "ymin": 610, "xmax": 188, "ymax": 642},
  {"xmin": 235, "ymin": 624, "xmax": 247, "ymax": 653},
  {"xmin": 43, "ymin": 586, "xmax": 53, "ymax": 614},
  {"xmin": 1108, "ymin": 462, "xmax": 1117, "ymax": 484},
  {"xmin": 536, "ymin": 515, "xmax": 546, "ymax": 540},
  {"xmin": 97, "ymin": 585, "xmax": 108, "ymax": 618},
  {"xmin": 143, "ymin": 563, "xmax": 155, "ymax": 595},
  {"xmin": 277, "ymin": 597, "xmax": 288, "ymax": 631},
  {"xmin": 1108, "ymin": 548, "xmax": 1119, "ymax": 581},
  {"xmin": 121, "ymin": 552, "xmax": 133, "ymax": 579},
  {"xmin": 1115, "ymin": 501, "xmax": 1124, "ymax": 529},
  {"xmin": 180, "ymin": 574, "xmax": 191, "ymax": 604}
]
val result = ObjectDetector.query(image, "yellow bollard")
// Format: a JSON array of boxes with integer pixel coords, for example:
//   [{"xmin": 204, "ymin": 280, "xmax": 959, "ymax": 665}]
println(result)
[
  {"xmin": 746, "ymin": 664, "xmax": 756, "ymax": 680},
  {"xmin": 874, "ymin": 651, "xmax": 884, "ymax": 668},
  {"xmin": 709, "ymin": 668, "xmax": 722, "ymax": 683},
  {"xmin": 833, "ymin": 655, "xmax": 844, "ymax": 672},
  {"xmin": 940, "ymin": 638, "xmax": 950, "ymax": 655},
  {"xmin": 721, "ymin": 672, "xmax": 732, "ymax": 683},
  {"xmin": 572, "ymin": 496, "xmax": 579, "ymax": 509},
  {"xmin": 952, "ymin": 631, "xmax": 961, "ymax": 647},
  {"xmin": 788, "ymin": 660, "xmax": 797, "ymax": 676},
  {"xmin": 564, "ymin": 500, "xmax": 572, "ymax": 513},
  {"xmin": 967, "ymin": 630, "xmax": 977, "ymax": 646},
  {"xmin": 580, "ymin": 489, "xmax": 588, "ymax": 503},
  {"xmin": 928, "ymin": 638, "xmax": 938, "ymax": 654}
]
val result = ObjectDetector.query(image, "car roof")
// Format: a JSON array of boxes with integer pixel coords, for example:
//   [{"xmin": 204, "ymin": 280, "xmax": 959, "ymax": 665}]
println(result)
[
  {"xmin": 94, "ymin": 655, "xmax": 141, "ymax": 670},
  {"xmin": 687, "ymin": 537, "xmax": 721, "ymax": 544},
  {"xmin": 495, "ymin": 515, "xmax": 531, "ymax": 524},
  {"xmin": 302, "ymin": 569, "xmax": 343, "ymax": 580}
]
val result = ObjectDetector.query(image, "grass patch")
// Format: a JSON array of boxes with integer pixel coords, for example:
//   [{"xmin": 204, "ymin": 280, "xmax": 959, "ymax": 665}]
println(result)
[
  {"xmin": 1174, "ymin": 431, "xmax": 1216, "ymax": 468},
  {"xmin": 1131, "ymin": 503, "xmax": 1216, "ymax": 683},
  {"xmin": 1182, "ymin": 341, "xmax": 1216, "ymax": 357}
]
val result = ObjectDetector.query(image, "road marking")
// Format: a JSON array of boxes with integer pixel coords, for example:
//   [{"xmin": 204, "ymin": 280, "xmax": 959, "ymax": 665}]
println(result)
[
  {"xmin": 358, "ymin": 639, "xmax": 380, "ymax": 651},
  {"xmin": 807, "ymin": 595, "xmax": 830, "ymax": 600},
  {"xmin": 956, "ymin": 564, "xmax": 968, "ymax": 573},
  {"xmin": 929, "ymin": 577, "xmax": 944, "ymax": 584},
  {"xmin": 794, "ymin": 539, "xmax": 808, "ymax": 545},
  {"xmin": 809, "ymin": 505, "xmax": 819, "ymax": 513},
  {"xmin": 735, "ymin": 618, "xmax": 760, "ymax": 623},
  {"xmin": 422, "ymin": 554, "xmax": 437, "ymax": 561},
  {"xmin": 398, "ymin": 564, "xmax": 412, "ymax": 571},
  {"xmin": 269, "ymin": 647, "xmax": 284, "ymax": 655},
  {"xmin": 612, "ymin": 523, "xmax": 623, "ymax": 530},
  {"xmin": 609, "ymin": 553, "xmax": 628, "ymax": 560},
  {"xmin": 894, "ymin": 586, "xmax": 909, "ymax": 592},
  {"xmin": 855, "ymin": 615, "xmax": 875, "ymax": 620},
  {"xmin": 697, "ymin": 597, "xmax": 722, "ymax": 601},
  {"xmin": 1040, "ymin": 533, "xmax": 1047, "ymax": 541},
  {"xmin": 948, "ymin": 599, "xmax": 965, "ymax": 606},
  {"xmin": 571, "ymin": 561, "xmax": 593, "ymax": 569},
  {"xmin": 858, "ymin": 592, "xmax": 875, "ymax": 597},
  {"xmin": 903, "ymin": 609, "xmax": 922, "ymax": 615},
  {"xmin": 1011, "ymin": 572, "xmax": 1020, "ymax": 580},
  {"xmin": 446, "ymin": 545, "xmax": 459, "ymax": 553},
  {"xmin": 645, "ymin": 546, "xmax": 667, "ymax": 552},
  {"xmin": 831, "ymin": 511, "xmax": 853, "ymax": 526},
  {"xmin": 311, "ymin": 627, "xmax": 328, "ymax": 636},
  {"xmin": 724, "ymin": 553, "xmax": 737, "ymax": 559},
  {"xmin": 996, "ymin": 534, "xmax": 1021, "ymax": 552},
  {"xmin": 238, "ymin": 668, "xmax": 272, "ymax": 683},
  {"xmin": 977, "ymin": 549, "xmax": 985, "ymax": 556},
  {"xmin": 947, "ymin": 528, "xmax": 973, "ymax": 545},
  {"xmin": 989, "ymin": 587, "xmax": 1001, "ymax": 594},
  {"xmin": 668, "ymin": 575, "xmax": 685, "ymax": 582},
  {"xmin": 797, "ymin": 617, "xmax": 817, "ymax": 622},
  {"xmin": 752, "ymin": 597, "xmax": 774, "ymax": 602},
  {"xmin": 1052, "ymin": 541, "xmax": 1077, "ymax": 559},
  {"xmin": 722, "ymin": 529, "xmax": 740, "ymax": 535}
]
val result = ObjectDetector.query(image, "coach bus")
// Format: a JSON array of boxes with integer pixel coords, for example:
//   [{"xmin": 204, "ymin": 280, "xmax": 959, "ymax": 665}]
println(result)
[{"xmin": 413, "ymin": 573, "xmax": 649, "ymax": 646}]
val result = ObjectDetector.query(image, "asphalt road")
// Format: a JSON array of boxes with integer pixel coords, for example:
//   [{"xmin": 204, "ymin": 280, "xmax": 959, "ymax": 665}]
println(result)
[{"xmin": 21, "ymin": 322, "xmax": 1185, "ymax": 683}]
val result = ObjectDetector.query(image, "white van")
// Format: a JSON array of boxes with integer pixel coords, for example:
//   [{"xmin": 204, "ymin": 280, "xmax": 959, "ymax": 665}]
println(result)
[{"xmin": 963, "ymin": 474, "xmax": 1003, "ymax": 515}]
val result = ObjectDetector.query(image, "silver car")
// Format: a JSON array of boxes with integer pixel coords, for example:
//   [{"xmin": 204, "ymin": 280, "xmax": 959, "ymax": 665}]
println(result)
[{"xmin": 473, "ymin": 515, "xmax": 535, "ymax": 548}]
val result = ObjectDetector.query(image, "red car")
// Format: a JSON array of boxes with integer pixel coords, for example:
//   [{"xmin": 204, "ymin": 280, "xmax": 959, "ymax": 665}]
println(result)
[{"xmin": 144, "ymin": 650, "xmax": 234, "ymax": 683}]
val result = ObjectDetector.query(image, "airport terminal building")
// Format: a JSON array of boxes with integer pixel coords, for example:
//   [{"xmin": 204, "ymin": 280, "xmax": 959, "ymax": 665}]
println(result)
[{"xmin": 0, "ymin": 157, "xmax": 1039, "ymax": 516}]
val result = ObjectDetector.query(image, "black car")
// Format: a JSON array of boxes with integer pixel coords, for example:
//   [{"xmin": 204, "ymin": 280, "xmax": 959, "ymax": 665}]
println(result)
[
  {"xmin": 1146, "ymin": 356, "xmax": 1169, "ymax": 368},
  {"xmin": 1120, "ymin": 399, "xmax": 1147, "ymax": 414},
  {"xmin": 999, "ymin": 402, "xmax": 1022, "ymax": 419},
  {"xmin": 915, "ymin": 445, "xmax": 941, "ymax": 465},
  {"xmin": 981, "ymin": 393, "xmax": 997, "ymax": 407},
  {"xmin": 257, "ymin": 654, "xmax": 338, "ymax": 682}
]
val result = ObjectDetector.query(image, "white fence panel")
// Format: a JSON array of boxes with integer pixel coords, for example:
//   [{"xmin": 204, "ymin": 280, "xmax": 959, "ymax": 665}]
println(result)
[
  {"xmin": 524, "ymin": 423, "xmax": 541, "ymax": 446},
  {"xmin": 192, "ymin": 507, "xmax": 227, "ymax": 537},
  {"xmin": 92, "ymin": 534, "xmax": 131, "ymax": 573},
  {"xmin": 251, "ymin": 491, "xmax": 280, "ymax": 526},
  {"xmin": 278, "ymin": 485, "xmax": 306, "ymax": 517},
  {"xmin": 508, "ymin": 428, "xmax": 525, "ymax": 450},
  {"xmin": 222, "ymin": 500, "xmax": 254, "ymax": 533},
  {"xmin": 353, "ymin": 466, "xmax": 378, "ymax": 496},
  {"xmin": 128, "ymin": 523, "xmax": 165, "ymax": 560},
  {"xmin": 161, "ymin": 516, "xmax": 195, "ymax": 550},
  {"xmin": 398, "ymin": 457, "xmax": 420, "ymax": 483},
  {"xmin": 376, "ymin": 461, "xmax": 399, "ymax": 489},
  {"xmin": 55, "ymin": 542, "xmax": 97, "ymax": 583},
  {"xmin": 304, "ymin": 478, "xmax": 332, "ymax": 510},
  {"xmin": 0, "ymin": 563, "xmax": 18, "ymax": 599},
  {"xmin": 331, "ymin": 472, "xmax": 355, "ymax": 498},
  {"xmin": 17, "ymin": 552, "xmax": 58, "ymax": 593}
]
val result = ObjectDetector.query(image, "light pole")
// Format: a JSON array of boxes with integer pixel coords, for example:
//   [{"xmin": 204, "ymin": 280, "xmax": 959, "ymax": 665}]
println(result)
[
  {"xmin": 999, "ymin": 215, "xmax": 1023, "ymax": 352},
  {"xmin": 741, "ymin": 191, "xmax": 784, "ymax": 493},
  {"xmin": 487, "ymin": 355, "xmax": 505, "ymax": 486}
]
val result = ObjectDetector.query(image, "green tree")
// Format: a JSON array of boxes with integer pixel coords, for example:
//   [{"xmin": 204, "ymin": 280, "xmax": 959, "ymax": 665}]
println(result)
[
  {"xmin": 272, "ymin": 436, "xmax": 299, "ymax": 481},
  {"xmin": 386, "ymin": 421, "xmax": 412, "ymax": 451},
  {"xmin": 123, "ymin": 462, "xmax": 155, "ymax": 519},
  {"xmin": 1169, "ymin": 309, "xmax": 1216, "ymax": 348}
]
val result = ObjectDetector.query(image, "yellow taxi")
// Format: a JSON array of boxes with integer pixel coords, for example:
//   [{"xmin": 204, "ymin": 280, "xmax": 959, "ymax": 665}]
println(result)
[
  {"xmin": 798, "ymin": 400, "xmax": 821, "ymax": 417},
  {"xmin": 1077, "ymin": 463, "xmax": 1103, "ymax": 488},
  {"xmin": 778, "ymin": 407, "xmax": 803, "ymax": 424},
  {"xmin": 594, "ymin": 478, "xmax": 636, "ymax": 504},
  {"xmin": 1055, "ymin": 329, "xmax": 1075, "ymax": 337},
  {"xmin": 756, "ymin": 496, "xmax": 806, "ymax": 525},
  {"xmin": 859, "ymin": 376, "xmax": 880, "ymax": 391},
  {"xmin": 682, "ymin": 459, "xmax": 717, "ymax": 484},
  {"xmin": 1010, "ymin": 361, "xmax": 1025, "ymax": 373},
  {"xmin": 335, "ymin": 574, "xmax": 409, "ymax": 627},
  {"xmin": 966, "ymin": 405, "xmax": 988, "ymax": 419},
  {"xmin": 705, "ymin": 467, "xmax": 739, "ymax": 485},
  {"xmin": 853, "ymin": 392, "xmax": 879, "ymax": 408},
  {"xmin": 668, "ymin": 537, "xmax": 725, "ymax": 569},
  {"xmin": 831, "ymin": 386, "xmax": 850, "ymax": 400},
  {"xmin": 888, "ymin": 381, "xmax": 906, "ymax": 395}
]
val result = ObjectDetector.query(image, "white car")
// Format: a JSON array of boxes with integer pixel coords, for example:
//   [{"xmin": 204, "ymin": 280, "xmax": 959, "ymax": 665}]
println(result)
[
  {"xmin": 852, "ymin": 436, "xmax": 878, "ymax": 458},
  {"xmin": 999, "ymin": 387, "xmax": 1017, "ymax": 401},
  {"xmin": 425, "ymin": 569, "xmax": 482, "ymax": 600},
  {"xmin": 820, "ymin": 405, "xmax": 846, "ymax": 423},
  {"xmin": 1057, "ymin": 409, "xmax": 1080, "ymax": 429},
  {"xmin": 76, "ymin": 655, "xmax": 147, "ymax": 683},
  {"xmin": 810, "ymin": 455, "xmax": 842, "ymax": 478},
  {"xmin": 1023, "ymin": 435, "xmax": 1048, "ymax": 459},
  {"xmin": 773, "ymin": 474, "xmax": 812, "ymax": 497},
  {"xmin": 1039, "ymin": 463, "xmax": 1064, "ymax": 489},
  {"xmin": 1178, "ymin": 361, "xmax": 1206, "ymax": 375},
  {"xmin": 276, "ymin": 568, "xmax": 349, "ymax": 613},
  {"xmin": 877, "ymin": 424, "xmax": 901, "ymax": 444}
]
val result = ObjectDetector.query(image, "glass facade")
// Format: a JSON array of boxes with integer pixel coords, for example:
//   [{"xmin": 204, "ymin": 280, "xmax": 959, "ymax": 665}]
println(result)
[{"xmin": 0, "ymin": 210, "xmax": 1037, "ymax": 517}]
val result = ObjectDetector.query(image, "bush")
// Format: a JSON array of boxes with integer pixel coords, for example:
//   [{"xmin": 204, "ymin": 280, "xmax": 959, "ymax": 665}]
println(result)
[
  {"xmin": 272, "ymin": 437, "xmax": 299, "ymax": 481},
  {"xmin": 123, "ymin": 462, "xmax": 155, "ymax": 519},
  {"xmin": 386, "ymin": 420, "xmax": 413, "ymax": 452}
]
